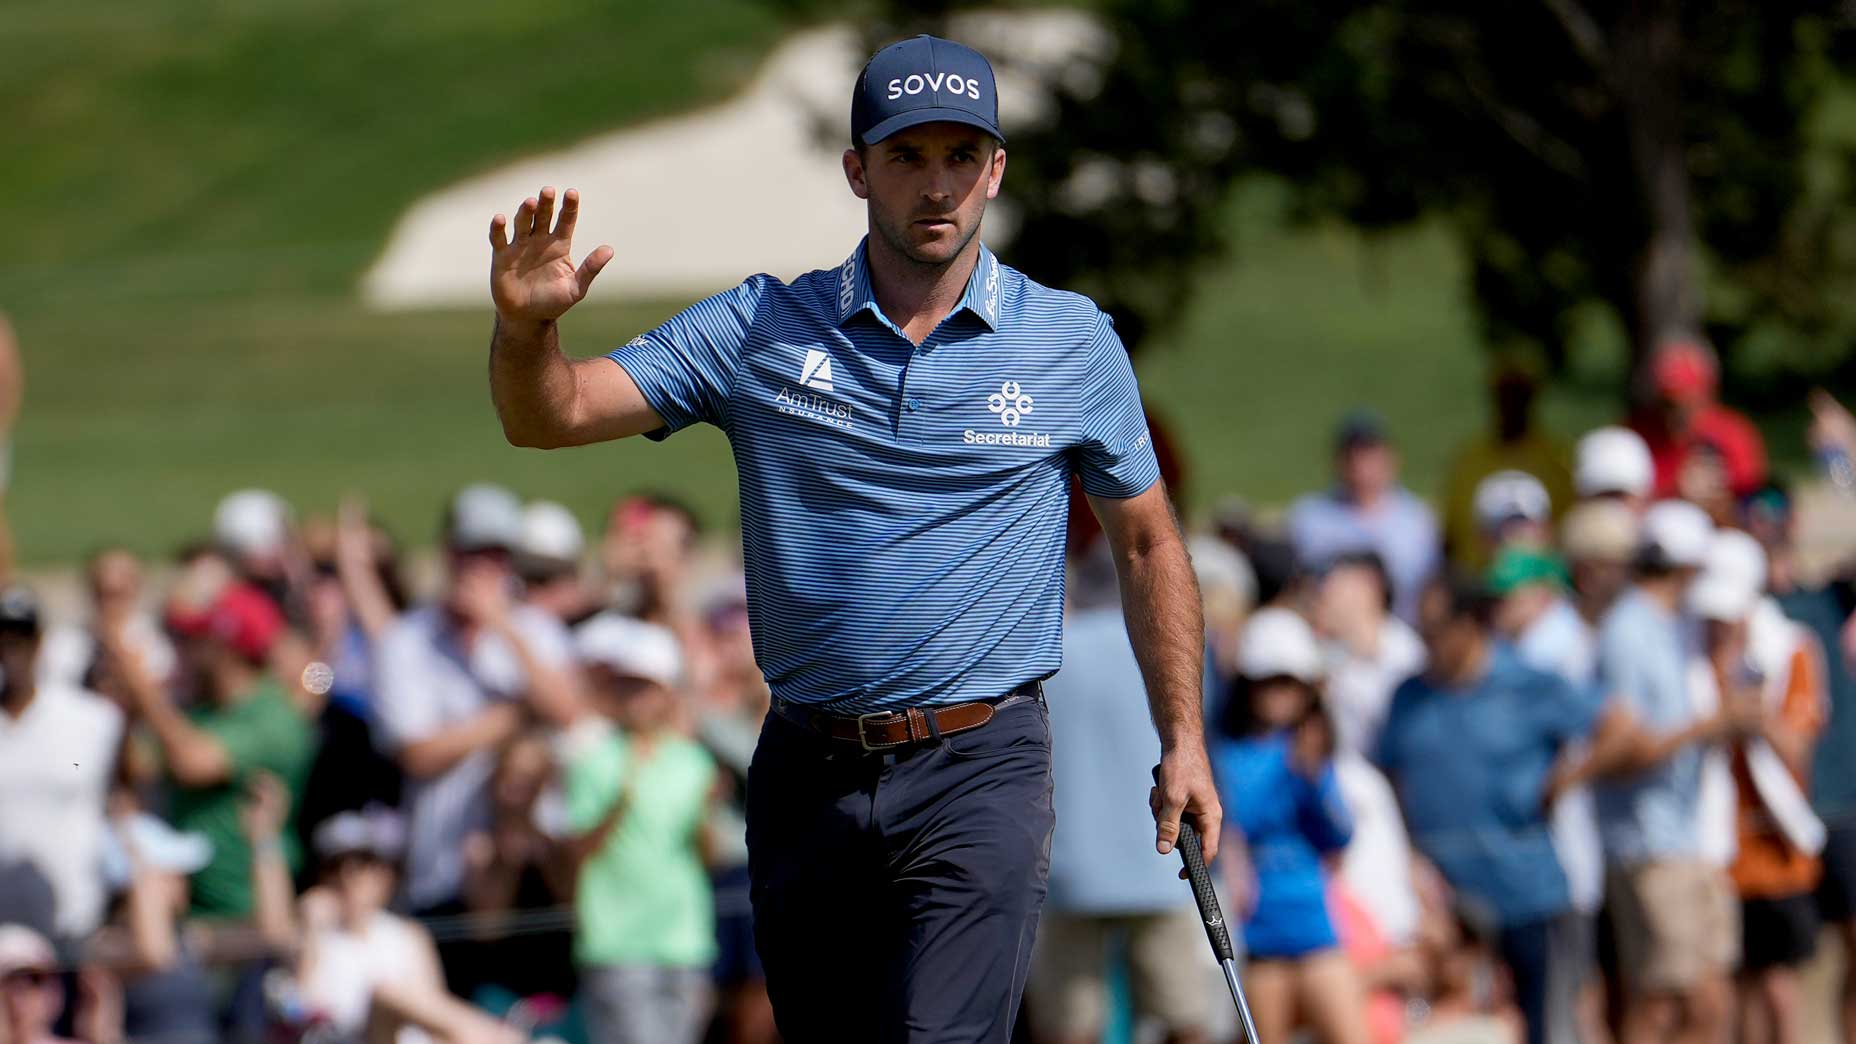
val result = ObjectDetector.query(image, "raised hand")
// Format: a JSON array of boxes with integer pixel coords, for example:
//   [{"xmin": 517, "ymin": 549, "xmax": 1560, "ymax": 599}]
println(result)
[{"xmin": 489, "ymin": 186, "xmax": 614, "ymax": 322}]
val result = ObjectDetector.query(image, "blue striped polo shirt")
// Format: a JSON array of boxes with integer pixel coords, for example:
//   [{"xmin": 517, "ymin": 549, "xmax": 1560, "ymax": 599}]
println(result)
[{"xmin": 608, "ymin": 238, "xmax": 1159, "ymax": 712}]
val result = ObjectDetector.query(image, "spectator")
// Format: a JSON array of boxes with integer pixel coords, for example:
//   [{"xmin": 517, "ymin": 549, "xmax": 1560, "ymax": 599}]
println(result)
[
  {"xmin": 1029, "ymin": 540, "xmax": 1216, "ymax": 1044},
  {"xmin": 565, "ymin": 615, "xmax": 718, "ymax": 1044},
  {"xmin": 519, "ymin": 500, "xmax": 596, "ymax": 627},
  {"xmin": 116, "ymin": 582, "xmax": 313, "ymax": 920},
  {"xmin": 1561, "ymin": 499, "xmax": 1640, "ymax": 630},
  {"xmin": 290, "ymin": 809, "xmax": 521, "ymax": 1044},
  {"xmin": 38, "ymin": 548, "xmax": 175, "ymax": 694},
  {"xmin": 1753, "ymin": 481, "xmax": 1856, "ymax": 1044},
  {"xmin": 1439, "ymin": 363, "xmax": 1575, "ymax": 572},
  {"xmin": 0, "ymin": 924, "xmax": 79, "ymax": 1044},
  {"xmin": 459, "ymin": 732, "xmax": 575, "ymax": 1002},
  {"xmin": 0, "ymin": 584, "xmax": 122, "ymax": 944},
  {"xmin": 1189, "ymin": 534, "xmax": 1257, "ymax": 689},
  {"xmin": 1212, "ymin": 608, "xmax": 1368, "ymax": 1044},
  {"xmin": 1289, "ymin": 409, "xmax": 1441, "ymax": 623},
  {"xmin": 689, "ymin": 587, "xmax": 777, "ymax": 1044},
  {"xmin": 1593, "ymin": 499, "xmax": 1750, "ymax": 1044},
  {"xmin": 89, "ymin": 777, "xmax": 297, "ymax": 1044},
  {"xmin": 1378, "ymin": 573, "xmax": 1630, "ymax": 1044},
  {"xmin": 1471, "ymin": 470, "xmax": 1554, "ymax": 567},
  {"xmin": 372, "ymin": 484, "xmax": 581, "ymax": 930},
  {"xmin": 1574, "ymin": 427, "xmax": 1655, "ymax": 516},
  {"xmin": 212, "ymin": 489, "xmax": 300, "ymax": 613},
  {"xmin": 1311, "ymin": 551, "xmax": 1425, "ymax": 760},
  {"xmin": 1689, "ymin": 530, "xmax": 1828, "ymax": 1044},
  {"xmin": 292, "ymin": 501, "xmax": 405, "ymax": 853},
  {"xmin": 600, "ymin": 493, "xmax": 699, "ymax": 629},
  {"xmin": 1630, "ymin": 337, "xmax": 1768, "ymax": 499},
  {"xmin": 1488, "ymin": 546, "xmax": 1609, "ymax": 1042}
]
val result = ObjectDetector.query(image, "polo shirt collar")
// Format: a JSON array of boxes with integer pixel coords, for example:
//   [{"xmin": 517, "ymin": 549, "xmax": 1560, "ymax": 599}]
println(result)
[{"xmin": 834, "ymin": 238, "xmax": 1004, "ymax": 332}]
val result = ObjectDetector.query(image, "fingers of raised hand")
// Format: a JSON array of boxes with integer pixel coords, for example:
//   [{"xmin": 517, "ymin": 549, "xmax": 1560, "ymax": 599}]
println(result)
[
  {"xmin": 513, "ymin": 196, "xmax": 538, "ymax": 243},
  {"xmin": 575, "ymin": 244, "xmax": 615, "ymax": 298},
  {"xmin": 556, "ymin": 188, "xmax": 582, "ymax": 241},
  {"xmin": 534, "ymin": 186, "xmax": 558, "ymax": 239},
  {"xmin": 489, "ymin": 213, "xmax": 508, "ymax": 251}
]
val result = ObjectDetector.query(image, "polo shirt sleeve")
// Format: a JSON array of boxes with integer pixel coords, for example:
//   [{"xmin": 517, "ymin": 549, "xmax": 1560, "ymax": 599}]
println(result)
[
  {"xmin": 606, "ymin": 276, "xmax": 768, "ymax": 440},
  {"xmin": 1595, "ymin": 613, "xmax": 1650, "ymax": 717},
  {"xmin": 1072, "ymin": 313, "xmax": 1161, "ymax": 498}
]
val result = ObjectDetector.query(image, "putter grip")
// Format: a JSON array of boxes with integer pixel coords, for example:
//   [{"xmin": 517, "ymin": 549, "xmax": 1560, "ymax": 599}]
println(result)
[{"xmin": 1176, "ymin": 820, "xmax": 1236, "ymax": 962}]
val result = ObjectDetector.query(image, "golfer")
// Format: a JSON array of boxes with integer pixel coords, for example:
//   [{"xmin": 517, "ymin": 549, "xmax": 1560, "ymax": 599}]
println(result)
[{"xmin": 485, "ymin": 34, "xmax": 1220, "ymax": 1042}]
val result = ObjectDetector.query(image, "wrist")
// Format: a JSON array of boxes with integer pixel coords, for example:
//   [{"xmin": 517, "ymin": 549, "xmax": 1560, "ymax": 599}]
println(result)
[
  {"xmin": 495, "ymin": 314, "xmax": 554, "ymax": 341},
  {"xmin": 251, "ymin": 835, "xmax": 284, "ymax": 857}
]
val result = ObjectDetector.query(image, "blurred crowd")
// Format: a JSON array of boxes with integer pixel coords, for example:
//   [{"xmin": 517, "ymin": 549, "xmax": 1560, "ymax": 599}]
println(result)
[{"xmin": 3, "ymin": 332, "xmax": 1856, "ymax": 1044}]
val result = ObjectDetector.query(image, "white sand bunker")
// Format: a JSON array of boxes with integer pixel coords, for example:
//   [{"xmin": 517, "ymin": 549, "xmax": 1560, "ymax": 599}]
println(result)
[{"xmin": 362, "ymin": 12, "xmax": 1107, "ymax": 310}]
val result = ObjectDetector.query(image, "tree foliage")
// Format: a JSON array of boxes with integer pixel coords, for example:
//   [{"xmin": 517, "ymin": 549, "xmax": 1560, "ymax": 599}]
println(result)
[{"xmin": 783, "ymin": 0, "xmax": 1856, "ymax": 394}]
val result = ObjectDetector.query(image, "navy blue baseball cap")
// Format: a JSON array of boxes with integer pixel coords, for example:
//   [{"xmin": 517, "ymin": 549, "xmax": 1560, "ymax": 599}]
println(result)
[{"xmin": 851, "ymin": 35, "xmax": 1005, "ymax": 147}]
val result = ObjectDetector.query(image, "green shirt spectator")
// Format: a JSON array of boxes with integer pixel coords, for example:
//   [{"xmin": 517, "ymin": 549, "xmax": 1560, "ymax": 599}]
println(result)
[
  {"xmin": 169, "ymin": 676, "xmax": 314, "ymax": 916},
  {"xmin": 567, "ymin": 728, "xmax": 717, "ymax": 968}
]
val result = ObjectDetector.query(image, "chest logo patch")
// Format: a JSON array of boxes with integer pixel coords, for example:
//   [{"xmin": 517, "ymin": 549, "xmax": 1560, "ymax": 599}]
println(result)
[{"xmin": 986, "ymin": 381, "xmax": 1033, "ymax": 427}]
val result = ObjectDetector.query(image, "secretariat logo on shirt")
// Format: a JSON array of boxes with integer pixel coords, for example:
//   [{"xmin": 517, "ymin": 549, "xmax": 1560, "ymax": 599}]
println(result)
[{"xmin": 964, "ymin": 380, "xmax": 1050, "ymax": 448}]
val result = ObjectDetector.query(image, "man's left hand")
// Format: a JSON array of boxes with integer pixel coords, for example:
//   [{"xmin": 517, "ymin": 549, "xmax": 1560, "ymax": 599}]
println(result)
[{"xmin": 1151, "ymin": 742, "xmax": 1222, "ymax": 874}]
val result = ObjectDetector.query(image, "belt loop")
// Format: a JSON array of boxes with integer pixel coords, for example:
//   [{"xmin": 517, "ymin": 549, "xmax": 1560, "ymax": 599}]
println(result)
[{"xmin": 922, "ymin": 707, "xmax": 943, "ymax": 742}]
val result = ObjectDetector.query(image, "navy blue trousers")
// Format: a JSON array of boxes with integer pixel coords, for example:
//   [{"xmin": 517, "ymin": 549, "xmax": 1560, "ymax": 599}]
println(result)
[{"xmin": 746, "ymin": 696, "xmax": 1056, "ymax": 1044}]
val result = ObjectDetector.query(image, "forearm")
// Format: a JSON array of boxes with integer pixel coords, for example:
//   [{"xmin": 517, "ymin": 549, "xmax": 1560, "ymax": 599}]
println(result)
[
  {"xmin": 137, "ymin": 696, "xmax": 230, "ymax": 786},
  {"xmin": 493, "ymin": 621, "xmax": 583, "ymax": 726},
  {"xmin": 1115, "ymin": 534, "xmax": 1206, "ymax": 748},
  {"xmin": 398, "ymin": 704, "xmax": 522, "ymax": 780},
  {"xmin": 249, "ymin": 838, "xmax": 297, "ymax": 953},
  {"xmin": 489, "ymin": 315, "xmax": 579, "ymax": 448},
  {"xmin": 566, "ymin": 794, "xmax": 629, "ymax": 870},
  {"xmin": 1762, "ymin": 721, "xmax": 1814, "ymax": 779}
]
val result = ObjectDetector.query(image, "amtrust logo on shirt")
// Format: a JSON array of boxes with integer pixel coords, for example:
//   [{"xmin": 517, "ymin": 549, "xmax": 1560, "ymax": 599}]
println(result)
[{"xmin": 774, "ymin": 386, "xmax": 854, "ymax": 431}]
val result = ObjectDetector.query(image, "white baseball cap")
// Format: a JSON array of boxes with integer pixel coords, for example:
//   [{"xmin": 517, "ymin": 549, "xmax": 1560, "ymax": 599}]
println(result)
[
  {"xmin": 576, "ymin": 612, "xmax": 684, "ymax": 688},
  {"xmin": 312, "ymin": 808, "xmax": 407, "ymax": 862},
  {"xmin": 0, "ymin": 924, "xmax": 55, "ymax": 976},
  {"xmin": 99, "ymin": 812, "xmax": 214, "ymax": 891},
  {"xmin": 1640, "ymin": 499, "xmax": 1713, "ymax": 569},
  {"xmin": 213, "ymin": 489, "xmax": 291, "ymax": 559},
  {"xmin": 445, "ymin": 483, "xmax": 523, "ymax": 552},
  {"xmin": 1688, "ymin": 529, "xmax": 1768, "ymax": 622},
  {"xmin": 1560, "ymin": 499, "xmax": 1639, "ymax": 564},
  {"xmin": 520, "ymin": 501, "xmax": 585, "ymax": 564},
  {"xmin": 1474, "ymin": 470, "xmax": 1552, "ymax": 532},
  {"xmin": 1575, "ymin": 426, "xmax": 1654, "ymax": 498},
  {"xmin": 1236, "ymin": 607, "xmax": 1324, "ymax": 684}
]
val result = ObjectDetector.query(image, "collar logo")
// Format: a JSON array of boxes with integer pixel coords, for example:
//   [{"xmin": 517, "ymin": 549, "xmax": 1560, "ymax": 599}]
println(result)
[
  {"xmin": 838, "ymin": 251, "xmax": 858, "ymax": 318},
  {"xmin": 986, "ymin": 381, "xmax": 1033, "ymax": 427}
]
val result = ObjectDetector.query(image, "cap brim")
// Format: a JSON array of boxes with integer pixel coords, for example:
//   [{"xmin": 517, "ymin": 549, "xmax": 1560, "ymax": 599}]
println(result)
[{"xmin": 862, "ymin": 108, "xmax": 1004, "ymax": 146}]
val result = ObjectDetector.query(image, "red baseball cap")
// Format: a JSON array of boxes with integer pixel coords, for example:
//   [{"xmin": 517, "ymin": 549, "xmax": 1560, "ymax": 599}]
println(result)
[
  {"xmin": 1652, "ymin": 339, "xmax": 1717, "ymax": 403},
  {"xmin": 167, "ymin": 583, "xmax": 283, "ymax": 662}
]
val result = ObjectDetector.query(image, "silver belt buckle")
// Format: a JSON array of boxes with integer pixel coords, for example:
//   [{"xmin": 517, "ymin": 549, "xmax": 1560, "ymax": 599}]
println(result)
[{"xmin": 855, "ymin": 711, "xmax": 907, "ymax": 752}]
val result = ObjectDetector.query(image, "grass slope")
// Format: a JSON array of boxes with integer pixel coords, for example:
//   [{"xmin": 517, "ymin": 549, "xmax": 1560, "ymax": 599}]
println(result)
[{"xmin": 0, "ymin": 4, "xmax": 1812, "ymax": 563}]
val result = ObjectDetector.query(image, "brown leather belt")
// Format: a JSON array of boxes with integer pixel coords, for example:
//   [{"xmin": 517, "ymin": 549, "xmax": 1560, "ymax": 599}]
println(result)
[{"xmin": 774, "ymin": 682, "xmax": 1041, "ymax": 752}]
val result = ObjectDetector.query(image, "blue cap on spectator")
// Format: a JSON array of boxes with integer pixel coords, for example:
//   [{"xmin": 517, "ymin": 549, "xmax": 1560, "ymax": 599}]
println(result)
[{"xmin": 852, "ymin": 35, "xmax": 1004, "ymax": 147}]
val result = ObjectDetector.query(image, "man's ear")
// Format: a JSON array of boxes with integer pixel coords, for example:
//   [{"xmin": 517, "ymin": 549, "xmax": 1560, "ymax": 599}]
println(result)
[
  {"xmin": 986, "ymin": 146, "xmax": 1006, "ymax": 201},
  {"xmin": 843, "ymin": 148, "xmax": 870, "ymax": 201}
]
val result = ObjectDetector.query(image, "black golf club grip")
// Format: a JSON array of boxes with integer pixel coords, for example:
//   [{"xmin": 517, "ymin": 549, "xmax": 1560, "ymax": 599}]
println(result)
[{"xmin": 1176, "ymin": 819, "xmax": 1236, "ymax": 963}]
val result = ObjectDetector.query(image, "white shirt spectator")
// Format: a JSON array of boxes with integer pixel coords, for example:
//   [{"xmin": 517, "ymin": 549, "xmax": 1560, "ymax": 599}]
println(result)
[
  {"xmin": 1323, "ymin": 617, "xmax": 1425, "ymax": 759},
  {"xmin": 373, "ymin": 604, "xmax": 572, "ymax": 910},
  {"xmin": 1514, "ymin": 599, "xmax": 1606, "ymax": 914},
  {"xmin": 0, "ymin": 683, "xmax": 122, "ymax": 937},
  {"xmin": 1334, "ymin": 753, "xmax": 1421, "ymax": 946}
]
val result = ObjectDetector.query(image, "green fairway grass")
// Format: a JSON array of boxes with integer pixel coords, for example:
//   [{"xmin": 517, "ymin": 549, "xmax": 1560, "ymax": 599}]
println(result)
[{"xmin": 0, "ymin": 4, "xmax": 1815, "ymax": 564}]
